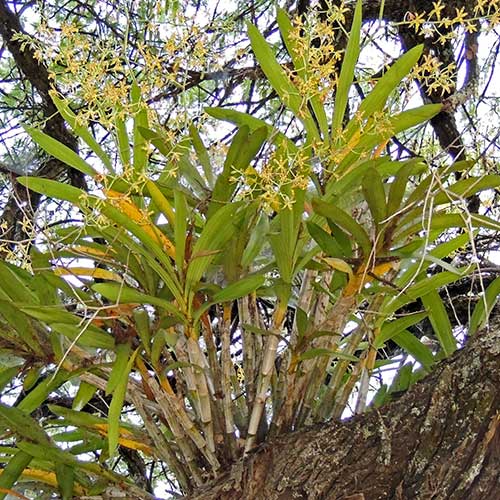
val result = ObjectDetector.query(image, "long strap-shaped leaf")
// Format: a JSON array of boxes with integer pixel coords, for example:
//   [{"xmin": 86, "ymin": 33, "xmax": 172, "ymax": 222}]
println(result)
[
  {"xmin": 338, "ymin": 103, "xmax": 442, "ymax": 173},
  {"xmin": 131, "ymin": 82, "xmax": 149, "ymax": 174},
  {"xmin": 277, "ymin": 8, "xmax": 329, "ymax": 142},
  {"xmin": 421, "ymin": 290, "xmax": 456, "ymax": 356},
  {"xmin": 246, "ymin": 21, "xmax": 319, "ymax": 143},
  {"xmin": 344, "ymin": 44, "xmax": 424, "ymax": 141},
  {"xmin": 205, "ymin": 107, "xmax": 298, "ymax": 153},
  {"xmin": 331, "ymin": 0, "xmax": 362, "ymax": 139},
  {"xmin": 185, "ymin": 202, "xmax": 243, "ymax": 305},
  {"xmin": 24, "ymin": 126, "xmax": 96, "ymax": 177},
  {"xmin": 312, "ymin": 198, "xmax": 371, "ymax": 256},
  {"xmin": 51, "ymin": 92, "xmax": 114, "ymax": 173}
]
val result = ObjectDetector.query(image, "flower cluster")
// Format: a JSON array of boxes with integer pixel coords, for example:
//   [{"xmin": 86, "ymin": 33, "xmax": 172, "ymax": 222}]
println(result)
[
  {"xmin": 405, "ymin": 1, "xmax": 500, "ymax": 38},
  {"xmin": 233, "ymin": 143, "xmax": 311, "ymax": 211}
]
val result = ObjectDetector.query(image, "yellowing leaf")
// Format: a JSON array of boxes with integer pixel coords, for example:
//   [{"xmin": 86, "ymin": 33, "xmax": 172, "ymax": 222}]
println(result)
[
  {"xmin": 105, "ymin": 189, "xmax": 175, "ymax": 258},
  {"xmin": 92, "ymin": 423, "xmax": 152, "ymax": 454},
  {"xmin": 320, "ymin": 257, "xmax": 353, "ymax": 278},
  {"xmin": 372, "ymin": 139, "xmax": 389, "ymax": 158},
  {"xmin": 53, "ymin": 267, "xmax": 122, "ymax": 282},
  {"xmin": 343, "ymin": 261, "xmax": 398, "ymax": 296},
  {"xmin": 69, "ymin": 246, "xmax": 116, "ymax": 257},
  {"xmin": 0, "ymin": 469, "xmax": 84, "ymax": 496},
  {"xmin": 146, "ymin": 180, "xmax": 175, "ymax": 226}
]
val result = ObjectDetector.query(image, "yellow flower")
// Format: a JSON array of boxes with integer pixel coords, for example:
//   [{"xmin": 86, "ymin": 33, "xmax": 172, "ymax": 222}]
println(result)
[
  {"xmin": 407, "ymin": 12, "xmax": 426, "ymax": 32},
  {"xmin": 430, "ymin": 0, "xmax": 445, "ymax": 21},
  {"xmin": 453, "ymin": 7, "xmax": 468, "ymax": 24}
]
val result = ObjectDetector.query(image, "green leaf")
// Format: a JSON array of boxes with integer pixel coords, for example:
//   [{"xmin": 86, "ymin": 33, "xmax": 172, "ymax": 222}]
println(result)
[
  {"xmin": 405, "ymin": 161, "xmax": 473, "ymax": 207},
  {"xmin": 429, "ymin": 232, "xmax": 471, "ymax": 260},
  {"xmin": 70, "ymin": 438, "xmax": 106, "ymax": 456},
  {"xmin": 299, "ymin": 348, "xmax": 358, "ymax": 362},
  {"xmin": 375, "ymin": 312, "xmax": 428, "ymax": 348},
  {"xmin": 0, "ymin": 404, "xmax": 50, "ymax": 444},
  {"xmin": 326, "ymin": 158, "xmax": 389, "ymax": 198},
  {"xmin": 388, "ymin": 104, "xmax": 442, "ymax": 136},
  {"xmin": 469, "ymin": 276, "xmax": 500, "ymax": 335},
  {"xmin": 312, "ymin": 198, "xmax": 371, "ymax": 255},
  {"xmin": 384, "ymin": 268, "xmax": 470, "ymax": 316},
  {"xmin": 92, "ymin": 283, "xmax": 183, "ymax": 319},
  {"xmin": 422, "ymin": 254, "xmax": 463, "ymax": 275},
  {"xmin": 339, "ymin": 104, "xmax": 442, "ymax": 172},
  {"xmin": 397, "ymin": 212, "xmax": 500, "ymax": 240},
  {"xmin": 207, "ymin": 125, "xmax": 249, "ymax": 219},
  {"xmin": 332, "ymin": 0, "xmax": 362, "ymax": 136},
  {"xmin": 174, "ymin": 145, "xmax": 208, "ymax": 195},
  {"xmin": 0, "ymin": 367, "xmax": 21, "ymax": 393},
  {"xmin": 24, "ymin": 126, "xmax": 96, "ymax": 176},
  {"xmin": 165, "ymin": 360, "xmax": 202, "ymax": 373},
  {"xmin": 186, "ymin": 202, "xmax": 242, "ymax": 291},
  {"xmin": 115, "ymin": 116, "xmax": 131, "ymax": 167},
  {"xmin": 204, "ymin": 108, "xmax": 297, "ymax": 152},
  {"xmin": 16, "ymin": 442, "xmax": 78, "ymax": 467},
  {"xmin": 174, "ymin": 190, "xmax": 188, "ymax": 271},
  {"xmin": 98, "ymin": 203, "xmax": 184, "ymax": 303},
  {"xmin": 213, "ymin": 274, "xmax": 265, "ymax": 302},
  {"xmin": 17, "ymin": 176, "xmax": 85, "ymax": 204},
  {"xmin": 146, "ymin": 179, "xmax": 175, "ymax": 225},
  {"xmin": 108, "ymin": 349, "xmax": 138, "ymax": 457},
  {"xmin": 389, "ymin": 362, "xmax": 413, "ymax": 393},
  {"xmin": 233, "ymin": 126, "xmax": 268, "ymax": 171},
  {"xmin": 372, "ymin": 384, "xmax": 388, "ymax": 408},
  {"xmin": 276, "ymin": 7, "xmax": 328, "ymax": 141},
  {"xmin": 99, "ymin": 221, "xmax": 185, "ymax": 307},
  {"xmin": 362, "ymin": 168, "xmax": 387, "ymax": 224},
  {"xmin": 269, "ymin": 190, "xmax": 305, "ymax": 283},
  {"xmin": 17, "ymin": 370, "xmax": 69, "ymax": 414},
  {"xmin": 49, "ymin": 405, "xmax": 109, "ymax": 428},
  {"xmin": 0, "ymin": 301, "xmax": 42, "ymax": 354},
  {"xmin": 295, "ymin": 307, "xmax": 308, "ymax": 338},
  {"xmin": 50, "ymin": 323, "xmax": 115, "ymax": 350},
  {"xmin": 0, "ymin": 260, "xmax": 38, "ymax": 304},
  {"xmin": 407, "ymin": 269, "xmax": 469, "ymax": 299},
  {"xmin": 345, "ymin": 45, "xmax": 424, "ymax": 140},
  {"xmin": 242, "ymin": 212, "xmax": 269, "ymax": 268},
  {"xmin": 189, "ymin": 124, "xmax": 214, "ymax": 186},
  {"xmin": 433, "ymin": 175, "xmax": 500, "ymax": 206},
  {"xmin": 307, "ymin": 221, "xmax": 345, "ymax": 258},
  {"xmin": 0, "ymin": 449, "xmax": 33, "ymax": 500},
  {"xmin": 151, "ymin": 330, "xmax": 167, "ymax": 368},
  {"xmin": 241, "ymin": 323, "xmax": 282, "ymax": 339},
  {"xmin": 387, "ymin": 160, "xmax": 419, "ymax": 215},
  {"xmin": 138, "ymin": 126, "xmax": 172, "ymax": 156},
  {"xmin": 392, "ymin": 331, "xmax": 435, "ymax": 371},
  {"xmin": 421, "ymin": 290, "xmax": 456, "ymax": 356},
  {"xmin": 56, "ymin": 463, "xmax": 75, "ymax": 500},
  {"xmin": 106, "ymin": 343, "xmax": 132, "ymax": 395},
  {"xmin": 131, "ymin": 82, "xmax": 149, "ymax": 173},
  {"xmin": 51, "ymin": 93, "xmax": 113, "ymax": 172},
  {"xmin": 133, "ymin": 308, "xmax": 151, "ymax": 354},
  {"xmin": 16, "ymin": 304, "xmax": 78, "ymax": 324},
  {"xmin": 73, "ymin": 381, "xmax": 97, "ymax": 411},
  {"xmin": 18, "ymin": 304, "xmax": 113, "ymax": 349},
  {"xmin": 247, "ymin": 21, "xmax": 319, "ymax": 142}
]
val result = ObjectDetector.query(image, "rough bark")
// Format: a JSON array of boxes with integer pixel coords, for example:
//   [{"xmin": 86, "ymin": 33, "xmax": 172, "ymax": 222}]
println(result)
[{"xmin": 189, "ymin": 319, "xmax": 500, "ymax": 500}]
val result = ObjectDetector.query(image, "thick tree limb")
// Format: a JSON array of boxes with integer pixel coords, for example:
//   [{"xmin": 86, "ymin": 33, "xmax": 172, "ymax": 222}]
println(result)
[
  {"xmin": 0, "ymin": 0, "xmax": 84, "ymax": 248},
  {"xmin": 190, "ymin": 319, "xmax": 500, "ymax": 499}
]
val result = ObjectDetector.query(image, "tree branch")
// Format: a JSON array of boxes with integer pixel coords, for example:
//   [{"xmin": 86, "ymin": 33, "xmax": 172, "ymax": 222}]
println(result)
[
  {"xmin": 0, "ymin": 0, "xmax": 85, "ymax": 249},
  {"xmin": 189, "ymin": 319, "xmax": 500, "ymax": 499}
]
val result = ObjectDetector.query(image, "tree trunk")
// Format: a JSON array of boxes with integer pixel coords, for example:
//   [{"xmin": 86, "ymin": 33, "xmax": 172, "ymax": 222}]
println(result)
[{"xmin": 189, "ymin": 320, "xmax": 500, "ymax": 500}]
